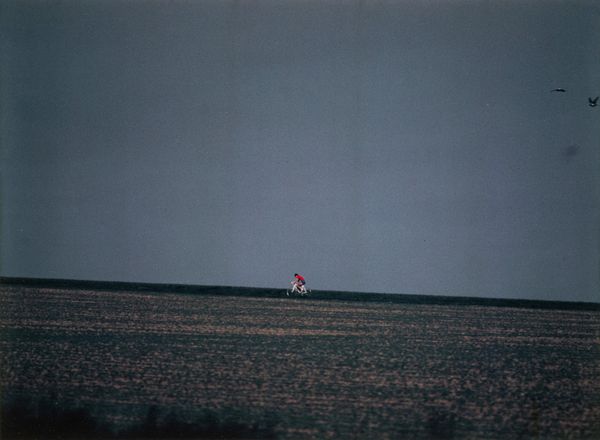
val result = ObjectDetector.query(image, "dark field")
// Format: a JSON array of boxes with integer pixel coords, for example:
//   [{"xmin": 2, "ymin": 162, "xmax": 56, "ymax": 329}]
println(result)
[{"xmin": 1, "ymin": 285, "xmax": 599, "ymax": 439}]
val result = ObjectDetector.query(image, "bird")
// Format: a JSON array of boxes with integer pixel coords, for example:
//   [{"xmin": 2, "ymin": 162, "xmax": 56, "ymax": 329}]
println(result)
[
  {"xmin": 551, "ymin": 88, "xmax": 566, "ymax": 92},
  {"xmin": 563, "ymin": 144, "xmax": 580, "ymax": 159},
  {"xmin": 589, "ymin": 97, "xmax": 598, "ymax": 107}
]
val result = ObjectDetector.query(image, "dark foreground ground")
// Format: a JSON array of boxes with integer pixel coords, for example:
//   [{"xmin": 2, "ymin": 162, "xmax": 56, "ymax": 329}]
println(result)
[{"xmin": 0, "ymin": 283, "xmax": 599, "ymax": 439}]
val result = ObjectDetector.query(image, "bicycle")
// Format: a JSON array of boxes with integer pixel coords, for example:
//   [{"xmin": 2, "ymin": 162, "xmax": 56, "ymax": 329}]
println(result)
[{"xmin": 287, "ymin": 281, "xmax": 310, "ymax": 296}]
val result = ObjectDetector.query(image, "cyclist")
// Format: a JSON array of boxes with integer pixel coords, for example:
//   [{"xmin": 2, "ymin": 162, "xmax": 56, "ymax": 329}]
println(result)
[
  {"xmin": 288, "ymin": 273, "xmax": 307, "ymax": 295},
  {"xmin": 294, "ymin": 273, "xmax": 306, "ymax": 289}
]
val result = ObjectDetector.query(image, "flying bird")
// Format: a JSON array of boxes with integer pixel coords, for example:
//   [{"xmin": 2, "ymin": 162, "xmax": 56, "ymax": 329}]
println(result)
[
  {"xmin": 589, "ymin": 97, "xmax": 598, "ymax": 107},
  {"xmin": 563, "ymin": 144, "xmax": 580, "ymax": 159},
  {"xmin": 551, "ymin": 88, "xmax": 566, "ymax": 92}
]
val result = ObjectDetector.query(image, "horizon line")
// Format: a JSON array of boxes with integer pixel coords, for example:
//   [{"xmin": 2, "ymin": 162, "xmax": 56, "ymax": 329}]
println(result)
[{"xmin": 1, "ymin": 276, "xmax": 599, "ymax": 311}]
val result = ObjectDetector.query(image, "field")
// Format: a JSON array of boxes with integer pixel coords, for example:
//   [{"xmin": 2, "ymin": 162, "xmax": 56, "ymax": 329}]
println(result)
[{"xmin": 1, "ymin": 283, "xmax": 599, "ymax": 439}]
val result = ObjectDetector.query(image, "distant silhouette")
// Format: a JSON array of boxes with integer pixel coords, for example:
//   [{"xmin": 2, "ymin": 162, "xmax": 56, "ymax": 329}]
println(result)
[
  {"xmin": 563, "ymin": 145, "xmax": 580, "ymax": 161},
  {"xmin": 551, "ymin": 88, "xmax": 566, "ymax": 92},
  {"xmin": 589, "ymin": 97, "xmax": 598, "ymax": 107}
]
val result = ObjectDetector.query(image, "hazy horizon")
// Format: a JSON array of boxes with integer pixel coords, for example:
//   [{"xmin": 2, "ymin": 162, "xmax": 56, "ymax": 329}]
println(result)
[{"xmin": 2, "ymin": 0, "xmax": 599, "ymax": 302}]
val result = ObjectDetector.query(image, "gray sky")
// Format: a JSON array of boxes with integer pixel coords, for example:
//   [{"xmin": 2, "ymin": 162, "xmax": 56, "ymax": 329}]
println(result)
[{"xmin": 1, "ymin": 0, "xmax": 599, "ymax": 302}]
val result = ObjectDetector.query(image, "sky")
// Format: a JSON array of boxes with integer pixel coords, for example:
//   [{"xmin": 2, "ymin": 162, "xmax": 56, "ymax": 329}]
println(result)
[{"xmin": 1, "ymin": 0, "xmax": 599, "ymax": 302}]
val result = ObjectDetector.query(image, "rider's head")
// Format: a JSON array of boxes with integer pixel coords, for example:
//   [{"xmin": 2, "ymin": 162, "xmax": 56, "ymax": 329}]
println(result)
[{"xmin": 294, "ymin": 273, "xmax": 298, "ymax": 276}]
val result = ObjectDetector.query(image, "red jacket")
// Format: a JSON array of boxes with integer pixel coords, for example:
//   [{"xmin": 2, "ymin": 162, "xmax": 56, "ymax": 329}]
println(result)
[{"xmin": 295, "ymin": 274, "xmax": 305, "ymax": 282}]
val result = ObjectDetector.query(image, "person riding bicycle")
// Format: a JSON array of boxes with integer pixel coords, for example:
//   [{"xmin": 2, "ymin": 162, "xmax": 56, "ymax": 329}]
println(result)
[{"xmin": 293, "ymin": 273, "xmax": 306, "ymax": 291}]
